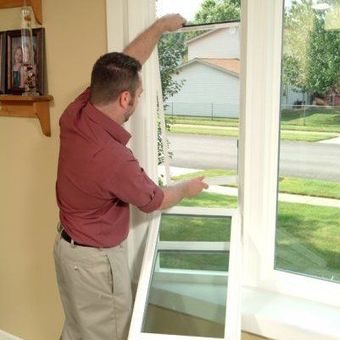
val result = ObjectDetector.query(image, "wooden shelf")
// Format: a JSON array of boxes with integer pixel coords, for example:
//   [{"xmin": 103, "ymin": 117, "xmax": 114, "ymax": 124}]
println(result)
[
  {"xmin": 0, "ymin": 94, "xmax": 53, "ymax": 136},
  {"xmin": 0, "ymin": 0, "xmax": 42, "ymax": 24}
]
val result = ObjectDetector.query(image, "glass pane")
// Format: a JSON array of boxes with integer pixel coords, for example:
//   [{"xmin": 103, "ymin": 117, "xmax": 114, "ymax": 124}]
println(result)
[
  {"xmin": 156, "ymin": 1, "xmax": 241, "ymax": 208},
  {"xmin": 160, "ymin": 214, "xmax": 231, "ymax": 241},
  {"xmin": 142, "ymin": 214, "xmax": 231, "ymax": 338},
  {"xmin": 143, "ymin": 251, "xmax": 228, "ymax": 338},
  {"xmin": 275, "ymin": 0, "xmax": 340, "ymax": 282},
  {"xmin": 156, "ymin": 0, "xmax": 240, "ymax": 25}
]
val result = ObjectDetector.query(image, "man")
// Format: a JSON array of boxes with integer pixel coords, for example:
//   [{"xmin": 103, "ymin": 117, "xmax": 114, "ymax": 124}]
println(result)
[{"xmin": 54, "ymin": 14, "xmax": 208, "ymax": 340}]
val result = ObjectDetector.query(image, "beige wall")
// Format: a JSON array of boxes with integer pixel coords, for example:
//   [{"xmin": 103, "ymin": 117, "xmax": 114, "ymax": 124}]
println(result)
[{"xmin": 0, "ymin": 1, "xmax": 107, "ymax": 338}]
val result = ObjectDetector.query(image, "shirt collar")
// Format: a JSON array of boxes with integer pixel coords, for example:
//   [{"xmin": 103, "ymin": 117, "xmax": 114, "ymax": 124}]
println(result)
[{"xmin": 84, "ymin": 102, "xmax": 131, "ymax": 146}]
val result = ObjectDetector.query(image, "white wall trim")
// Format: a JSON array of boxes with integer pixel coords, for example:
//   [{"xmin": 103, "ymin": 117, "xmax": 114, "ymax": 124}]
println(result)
[
  {"xmin": 0, "ymin": 330, "xmax": 24, "ymax": 340},
  {"xmin": 242, "ymin": 287, "xmax": 340, "ymax": 340}
]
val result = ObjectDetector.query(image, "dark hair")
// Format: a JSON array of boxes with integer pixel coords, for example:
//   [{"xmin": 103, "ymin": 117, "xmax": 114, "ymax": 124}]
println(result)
[{"xmin": 90, "ymin": 52, "xmax": 142, "ymax": 105}]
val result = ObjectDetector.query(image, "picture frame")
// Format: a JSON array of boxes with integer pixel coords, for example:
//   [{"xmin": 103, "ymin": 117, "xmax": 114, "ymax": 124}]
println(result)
[
  {"xmin": 0, "ymin": 32, "xmax": 5, "ymax": 94},
  {"xmin": 6, "ymin": 28, "xmax": 45, "ymax": 95}
]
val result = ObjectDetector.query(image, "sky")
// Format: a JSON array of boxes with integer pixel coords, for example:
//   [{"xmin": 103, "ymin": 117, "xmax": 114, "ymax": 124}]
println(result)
[{"xmin": 156, "ymin": 0, "xmax": 205, "ymax": 21}]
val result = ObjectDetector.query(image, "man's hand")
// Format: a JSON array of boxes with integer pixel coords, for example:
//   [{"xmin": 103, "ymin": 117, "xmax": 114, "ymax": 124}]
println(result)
[
  {"xmin": 159, "ymin": 176, "xmax": 209, "ymax": 210},
  {"xmin": 156, "ymin": 14, "xmax": 187, "ymax": 33},
  {"xmin": 182, "ymin": 176, "xmax": 209, "ymax": 198},
  {"xmin": 123, "ymin": 14, "xmax": 186, "ymax": 64}
]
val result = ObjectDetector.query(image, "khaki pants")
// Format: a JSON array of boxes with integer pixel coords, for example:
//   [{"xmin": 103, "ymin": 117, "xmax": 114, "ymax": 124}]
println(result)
[{"xmin": 53, "ymin": 226, "xmax": 132, "ymax": 340}]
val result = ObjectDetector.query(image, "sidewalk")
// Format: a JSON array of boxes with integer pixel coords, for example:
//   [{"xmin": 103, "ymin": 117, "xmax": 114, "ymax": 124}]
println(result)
[
  {"xmin": 319, "ymin": 136, "xmax": 340, "ymax": 144},
  {"xmin": 162, "ymin": 166, "xmax": 340, "ymax": 208}
]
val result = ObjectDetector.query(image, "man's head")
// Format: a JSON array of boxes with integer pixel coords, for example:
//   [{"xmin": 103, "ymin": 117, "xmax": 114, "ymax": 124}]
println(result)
[{"xmin": 90, "ymin": 52, "xmax": 142, "ymax": 122}]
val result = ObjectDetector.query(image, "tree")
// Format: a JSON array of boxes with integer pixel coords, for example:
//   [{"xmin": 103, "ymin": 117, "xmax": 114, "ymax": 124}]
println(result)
[
  {"xmin": 282, "ymin": 0, "xmax": 315, "ymax": 94},
  {"xmin": 194, "ymin": 0, "xmax": 240, "ymax": 23},
  {"xmin": 283, "ymin": 0, "xmax": 340, "ymax": 99},
  {"xmin": 157, "ymin": 32, "xmax": 186, "ymax": 165},
  {"xmin": 305, "ymin": 12, "xmax": 340, "ymax": 97},
  {"xmin": 158, "ymin": 33, "xmax": 186, "ymax": 102}
]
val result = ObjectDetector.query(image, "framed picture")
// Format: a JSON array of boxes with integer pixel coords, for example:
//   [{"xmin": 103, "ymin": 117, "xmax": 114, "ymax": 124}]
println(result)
[
  {"xmin": 0, "ymin": 32, "xmax": 5, "ymax": 94},
  {"xmin": 6, "ymin": 28, "xmax": 45, "ymax": 95}
]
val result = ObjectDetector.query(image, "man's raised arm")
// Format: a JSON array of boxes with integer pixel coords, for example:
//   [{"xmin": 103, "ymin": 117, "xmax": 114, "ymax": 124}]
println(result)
[{"xmin": 123, "ymin": 14, "xmax": 186, "ymax": 64}]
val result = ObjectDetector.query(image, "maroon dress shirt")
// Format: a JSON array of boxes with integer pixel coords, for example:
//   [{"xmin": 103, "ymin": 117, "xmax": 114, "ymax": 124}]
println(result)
[{"xmin": 56, "ymin": 88, "xmax": 164, "ymax": 247}]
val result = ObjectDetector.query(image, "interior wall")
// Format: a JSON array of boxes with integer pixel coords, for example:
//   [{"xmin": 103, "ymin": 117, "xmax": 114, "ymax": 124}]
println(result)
[{"xmin": 0, "ymin": 1, "xmax": 107, "ymax": 338}]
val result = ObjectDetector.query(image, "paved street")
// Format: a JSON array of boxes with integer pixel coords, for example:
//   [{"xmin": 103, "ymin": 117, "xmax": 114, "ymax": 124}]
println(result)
[{"xmin": 168, "ymin": 134, "xmax": 340, "ymax": 181}]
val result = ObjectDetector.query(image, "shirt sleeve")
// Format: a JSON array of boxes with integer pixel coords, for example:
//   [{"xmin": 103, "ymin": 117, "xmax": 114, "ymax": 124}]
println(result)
[{"xmin": 110, "ymin": 154, "xmax": 164, "ymax": 213}]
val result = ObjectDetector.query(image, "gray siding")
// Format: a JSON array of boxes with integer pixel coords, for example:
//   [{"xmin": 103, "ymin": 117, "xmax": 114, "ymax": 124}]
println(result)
[
  {"xmin": 166, "ymin": 63, "xmax": 240, "ymax": 118},
  {"xmin": 188, "ymin": 27, "xmax": 240, "ymax": 60}
]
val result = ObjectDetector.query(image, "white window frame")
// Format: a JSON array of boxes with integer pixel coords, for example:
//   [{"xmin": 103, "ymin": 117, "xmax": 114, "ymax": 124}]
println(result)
[
  {"xmin": 106, "ymin": 0, "xmax": 340, "ymax": 338},
  {"xmin": 128, "ymin": 207, "xmax": 242, "ymax": 340},
  {"xmin": 240, "ymin": 0, "xmax": 340, "ymax": 308}
]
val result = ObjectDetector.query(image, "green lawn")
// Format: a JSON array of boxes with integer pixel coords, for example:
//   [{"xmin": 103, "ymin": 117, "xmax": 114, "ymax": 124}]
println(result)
[
  {"xmin": 167, "ymin": 107, "xmax": 340, "ymax": 133},
  {"xmin": 170, "ymin": 124, "xmax": 338, "ymax": 142},
  {"xmin": 170, "ymin": 125, "xmax": 240, "ymax": 138},
  {"xmin": 276, "ymin": 202, "xmax": 340, "ymax": 280},
  {"xmin": 167, "ymin": 107, "xmax": 340, "ymax": 141},
  {"xmin": 168, "ymin": 115, "xmax": 239, "ymax": 127},
  {"xmin": 279, "ymin": 177, "xmax": 340, "ymax": 200},
  {"xmin": 281, "ymin": 107, "xmax": 340, "ymax": 133},
  {"xmin": 159, "ymin": 191, "xmax": 340, "ymax": 282},
  {"xmin": 172, "ymin": 169, "xmax": 340, "ymax": 200}
]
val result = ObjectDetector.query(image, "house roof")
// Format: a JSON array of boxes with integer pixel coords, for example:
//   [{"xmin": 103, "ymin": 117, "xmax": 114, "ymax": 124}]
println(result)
[
  {"xmin": 201, "ymin": 58, "xmax": 240, "ymax": 75},
  {"xmin": 177, "ymin": 58, "xmax": 240, "ymax": 77}
]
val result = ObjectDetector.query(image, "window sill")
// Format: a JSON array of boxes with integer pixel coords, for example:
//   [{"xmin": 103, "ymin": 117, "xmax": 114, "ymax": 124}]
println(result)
[{"xmin": 242, "ymin": 286, "xmax": 340, "ymax": 340}]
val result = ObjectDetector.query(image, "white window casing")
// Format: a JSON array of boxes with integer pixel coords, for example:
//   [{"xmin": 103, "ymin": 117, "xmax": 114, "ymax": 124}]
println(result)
[
  {"xmin": 240, "ymin": 0, "xmax": 340, "ymax": 338},
  {"xmin": 240, "ymin": 0, "xmax": 340, "ymax": 308}
]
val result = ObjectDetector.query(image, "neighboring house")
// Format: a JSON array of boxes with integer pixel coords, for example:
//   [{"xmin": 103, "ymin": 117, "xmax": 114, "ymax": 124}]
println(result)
[
  {"xmin": 281, "ymin": 85, "xmax": 311, "ymax": 109},
  {"xmin": 166, "ymin": 23, "xmax": 305, "ymax": 118},
  {"xmin": 167, "ymin": 58, "xmax": 240, "ymax": 118},
  {"xmin": 187, "ymin": 23, "xmax": 240, "ymax": 60}
]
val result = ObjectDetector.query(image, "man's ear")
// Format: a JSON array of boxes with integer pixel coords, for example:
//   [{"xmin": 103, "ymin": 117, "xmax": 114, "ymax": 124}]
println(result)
[{"xmin": 119, "ymin": 91, "xmax": 130, "ymax": 109}]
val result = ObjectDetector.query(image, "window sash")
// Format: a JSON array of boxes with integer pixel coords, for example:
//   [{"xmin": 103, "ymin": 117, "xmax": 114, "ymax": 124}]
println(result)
[{"xmin": 128, "ymin": 207, "xmax": 242, "ymax": 340}]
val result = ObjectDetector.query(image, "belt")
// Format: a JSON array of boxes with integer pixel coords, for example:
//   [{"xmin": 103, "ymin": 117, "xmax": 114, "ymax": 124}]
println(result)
[{"xmin": 61, "ymin": 229, "xmax": 92, "ymax": 247}]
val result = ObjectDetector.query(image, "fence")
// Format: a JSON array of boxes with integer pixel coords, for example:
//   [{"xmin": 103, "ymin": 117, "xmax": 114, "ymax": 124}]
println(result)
[
  {"xmin": 281, "ymin": 104, "xmax": 340, "ymax": 126},
  {"xmin": 164, "ymin": 102, "xmax": 240, "ymax": 119},
  {"xmin": 163, "ymin": 102, "xmax": 339, "ymax": 123}
]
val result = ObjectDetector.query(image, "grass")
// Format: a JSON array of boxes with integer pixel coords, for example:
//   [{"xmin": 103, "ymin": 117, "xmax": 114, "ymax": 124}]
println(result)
[
  {"xmin": 279, "ymin": 177, "xmax": 340, "ymax": 200},
  {"xmin": 170, "ymin": 125, "xmax": 239, "ymax": 138},
  {"xmin": 167, "ymin": 107, "xmax": 340, "ymax": 141},
  {"xmin": 159, "ymin": 251, "xmax": 229, "ymax": 272},
  {"xmin": 160, "ymin": 214, "xmax": 231, "ymax": 241},
  {"xmin": 159, "ymin": 191, "xmax": 340, "ymax": 282},
  {"xmin": 169, "ymin": 124, "xmax": 338, "ymax": 142},
  {"xmin": 168, "ymin": 115, "xmax": 239, "ymax": 127},
  {"xmin": 167, "ymin": 107, "xmax": 340, "ymax": 133},
  {"xmin": 281, "ymin": 107, "xmax": 340, "ymax": 133},
  {"xmin": 276, "ymin": 201, "xmax": 340, "ymax": 280},
  {"xmin": 172, "ymin": 169, "xmax": 340, "ymax": 200}
]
